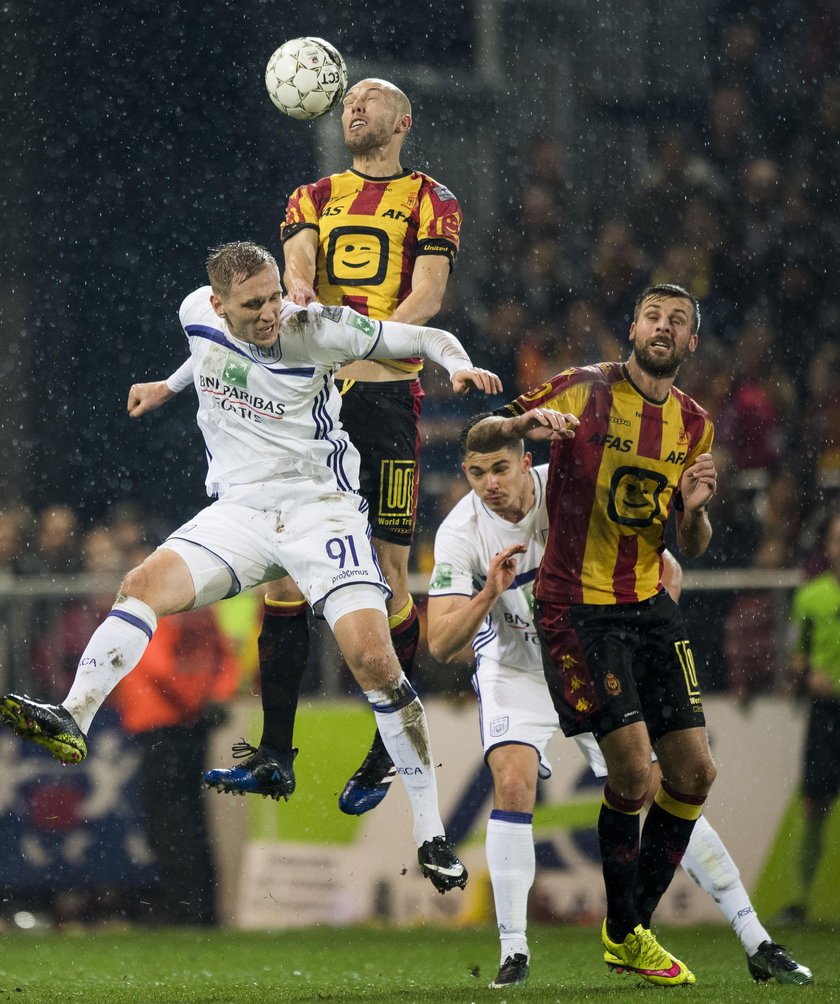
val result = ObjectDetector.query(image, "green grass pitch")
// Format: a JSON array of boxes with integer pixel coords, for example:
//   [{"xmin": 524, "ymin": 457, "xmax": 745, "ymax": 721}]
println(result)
[{"xmin": 0, "ymin": 922, "xmax": 832, "ymax": 1003}]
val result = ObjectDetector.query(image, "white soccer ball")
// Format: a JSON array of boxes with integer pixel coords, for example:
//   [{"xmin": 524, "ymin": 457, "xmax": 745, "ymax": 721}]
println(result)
[{"xmin": 265, "ymin": 37, "xmax": 348, "ymax": 120}]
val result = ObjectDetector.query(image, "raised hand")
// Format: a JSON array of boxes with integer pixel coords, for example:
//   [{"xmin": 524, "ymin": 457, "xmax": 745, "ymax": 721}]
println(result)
[
  {"xmin": 509, "ymin": 408, "xmax": 579, "ymax": 441},
  {"xmin": 450, "ymin": 368, "xmax": 504, "ymax": 395},
  {"xmin": 127, "ymin": 381, "xmax": 176, "ymax": 418},
  {"xmin": 680, "ymin": 453, "xmax": 716, "ymax": 511}
]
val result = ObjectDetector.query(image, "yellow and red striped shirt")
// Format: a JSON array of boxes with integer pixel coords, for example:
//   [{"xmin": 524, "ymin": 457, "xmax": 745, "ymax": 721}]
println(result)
[
  {"xmin": 282, "ymin": 168, "xmax": 461, "ymax": 372},
  {"xmin": 500, "ymin": 362, "xmax": 714, "ymax": 605}
]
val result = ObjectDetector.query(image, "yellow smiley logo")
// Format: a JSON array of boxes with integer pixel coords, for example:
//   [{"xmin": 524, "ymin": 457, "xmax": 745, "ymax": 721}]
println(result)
[
  {"xmin": 608, "ymin": 467, "xmax": 669, "ymax": 527},
  {"xmin": 326, "ymin": 226, "xmax": 389, "ymax": 287}
]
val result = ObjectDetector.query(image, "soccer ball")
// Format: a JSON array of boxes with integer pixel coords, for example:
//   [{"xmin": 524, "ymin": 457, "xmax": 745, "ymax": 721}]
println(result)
[{"xmin": 265, "ymin": 37, "xmax": 348, "ymax": 120}]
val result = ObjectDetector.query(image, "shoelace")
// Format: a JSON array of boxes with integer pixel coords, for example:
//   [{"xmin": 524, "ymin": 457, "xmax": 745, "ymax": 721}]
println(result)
[
  {"xmin": 231, "ymin": 739, "xmax": 260, "ymax": 759},
  {"xmin": 636, "ymin": 930, "xmax": 676, "ymax": 970}
]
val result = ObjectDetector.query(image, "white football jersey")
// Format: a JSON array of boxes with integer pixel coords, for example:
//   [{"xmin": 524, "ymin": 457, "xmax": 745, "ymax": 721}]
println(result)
[
  {"xmin": 428, "ymin": 465, "xmax": 550, "ymax": 674},
  {"xmin": 178, "ymin": 287, "xmax": 472, "ymax": 497}
]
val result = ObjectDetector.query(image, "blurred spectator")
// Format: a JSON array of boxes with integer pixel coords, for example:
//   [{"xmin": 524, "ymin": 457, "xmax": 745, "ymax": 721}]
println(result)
[
  {"xmin": 562, "ymin": 297, "xmax": 622, "ymax": 365},
  {"xmin": 527, "ymin": 135, "xmax": 579, "ymax": 211},
  {"xmin": 633, "ymin": 126, "xmax": 726, "ymax": 252},
  {"xmin": 514, "ymin": 319, "xmax": 570, "ymax": 392},
  {"xmin": 716, "ymin": 158, "xmax": 784, "ymax": 314},
  {"xmin": 768, "ymin": 247, "xmax": 825, "ymax": 387},
  {"xmin": 724, "ymin": 529, "xmax": 790, "ymax": 706},
  {"xmin": 519, "ymin": 183, "xmax": 564, "ymax": 244},
  {"xmin": 589, "ymin": 217, "xmax": 648, "ymax": 330},
  {"xmin": 512, "ymin": 238, "xmax": 581, "ymax": 321},
  {"xmin": 484, "ymin": 182, "xmax": 565, "ymax": 302},
  {"xmin": 114, "ymin": 603, "xmax": 239, "ymax": 926},
  {"xmin": 33, "ymin": 504, "xmax": 81, "ymax": 574},
  {"xmin": 757, "ymin": 470, "xmax": 805, "ymax": 564},
  {"xmin": 649, "ymin": 243, "xmax": 713, "ymax": 303},
  {"xmin": 0, "ymin": 507, "xmax": 40, "ymax": 577},
  {"xmin": 32, "ymin": 527, "xmax": 124, "ymax": 698},
  {"xmin": 478, "ymin": 299, "xmax": 529, "ymax": 392},
  {"xmin": 0, "ymin": 512, "xmax": 25, "ymax": 579},
  {"xmin": 802, "ymin": 340, "xmax": 840, "ymax": 490},
  {"xmin": 794, "ymin": 3, "xmax": 840, "ymax": 91},
  {"xmin": 715, "ymin": 318, "xmax": 791, "ymax": 474},
  {"xmin": 106, "ymin": 500, "xmax": 152, "ymax": 572},
  {"xmin": 429, "ymin": 276, "xmax": 485, "ymax": 375},
  {"xmin": 710, "ymin": 14, "xmax": 771, "ymax": 112},
  {"xmin": 704, "ymin": 83, "xmax": 761, "ymax": 178}
]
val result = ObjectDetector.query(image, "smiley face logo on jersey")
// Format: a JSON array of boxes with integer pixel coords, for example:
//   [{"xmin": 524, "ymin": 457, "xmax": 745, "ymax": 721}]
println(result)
[
  {"xmin": 326, "ymin": 226, "xmax": 389, "ymax": 287},
  {"xmin": 607, "ymin": 466, "xmax": 669, "ymax": 527}
]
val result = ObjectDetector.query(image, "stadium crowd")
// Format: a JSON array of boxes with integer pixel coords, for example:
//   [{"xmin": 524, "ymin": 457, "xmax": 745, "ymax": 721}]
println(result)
[{"xmin": 417, "ymin": 5, "xmax": 840, "ymax": 697}]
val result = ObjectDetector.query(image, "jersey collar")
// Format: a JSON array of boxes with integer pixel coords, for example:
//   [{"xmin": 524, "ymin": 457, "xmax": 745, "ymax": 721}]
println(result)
[
  {"xmin": 349, "ymin": 168, "xmax": 412, "ymax": 183},
  {"xmin": 621, "ymin": 362, "xmax": 671, "ymax": 406}
]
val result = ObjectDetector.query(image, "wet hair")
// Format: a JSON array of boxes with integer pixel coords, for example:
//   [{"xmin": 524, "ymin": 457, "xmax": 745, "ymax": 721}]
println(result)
[
  {"xmin": 458, "ymin": 412, "xmax": 524, "ymax": 457},
  {"xmin": 634, "ymin": 283, "xmax": 701, "ymax": 334},
  {"xmin": 206, "ymin": 242, "xmax": 278, "ymax": 295}
]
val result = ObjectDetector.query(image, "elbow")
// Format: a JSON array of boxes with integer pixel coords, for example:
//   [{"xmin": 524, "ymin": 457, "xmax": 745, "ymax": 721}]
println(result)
[
  {"xmin": 429, "ymin": 642, "xmax": 455, "ymax": 666},
  {"xmin": 428, "ymin": 639, "xmax": 454, "ymax": 664},
  {"xmin": 677, "ymin": 535, "xmax": 711, "ymax": 560}
]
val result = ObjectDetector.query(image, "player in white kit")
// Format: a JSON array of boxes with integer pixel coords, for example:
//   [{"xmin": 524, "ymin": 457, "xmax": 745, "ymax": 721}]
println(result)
[
  {"xmin": 0, "ymin": 242, "xmax": 502, "ymax": 893},
  {"xmin": 426, "ymin": 415, "xmax": 812, "ymax": 985}
]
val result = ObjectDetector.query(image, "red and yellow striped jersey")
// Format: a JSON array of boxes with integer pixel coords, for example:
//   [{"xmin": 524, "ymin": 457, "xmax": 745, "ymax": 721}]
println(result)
[
  {"xmin": 282, "ymin": 168, "xmax": 461, "ymax": 372},
  {"xmin": 500, "ymin": 362, "xmax": 714, "ymax": 605}
]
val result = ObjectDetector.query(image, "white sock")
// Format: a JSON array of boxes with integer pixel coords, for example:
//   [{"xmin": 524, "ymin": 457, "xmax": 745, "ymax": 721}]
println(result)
[
  {"xmin": 681, "ymin": 814, "xmax": 770, "ymax": 955},
  {"xmin": 63, "ymin": 597, "xmax": 158, "ymax": 734},
  {"xmin": 486, "ymin": 811, "xmax": 534, "ymax": 963},
  {"xmin": 364, "ymin": 673, "xmax": 444, "ymax": 846}
]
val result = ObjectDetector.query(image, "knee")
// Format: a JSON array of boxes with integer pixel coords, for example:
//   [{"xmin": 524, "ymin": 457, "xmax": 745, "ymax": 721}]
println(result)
[
  {"xmin": 690, "ymin": 755, "xmax": 717, "ymax": 798},
  {"xmin": 265, "ymin": 577, "xmax": 304, "ymax": 603},
  {"xmin": 700, "ymin": 757, "xmax": 717, "ymax": 794},
  {"xmin": 607, "ymin": 761, "xmax": 651, "ymax": 802},
  {"xmin": 493, "ymin": 768, "xmax": 536, "ymax": 812},
  {"xmin": 121, "ymin": 562, "xmax": 151, "ymax": 599},
  {"xmin": 349, "ymin": 646, "xmax": 401, "ymax": 691},
  {"xmin": 669, "ymin": 756, "xmax": 716, "ymax": 799}
]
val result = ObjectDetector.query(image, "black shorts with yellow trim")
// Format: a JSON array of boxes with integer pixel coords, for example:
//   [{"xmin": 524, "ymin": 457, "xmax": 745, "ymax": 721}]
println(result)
[
  {"xmin": 535, "ymin": 590, "xmax": 706, "ymax": 743},
  {"xmin": 338, "ymin": 378, "xmax": 424, "ymax": 545}
]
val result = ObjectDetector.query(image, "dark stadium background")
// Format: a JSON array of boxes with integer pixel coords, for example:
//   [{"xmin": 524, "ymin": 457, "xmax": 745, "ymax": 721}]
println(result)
[
  {"xmin": 2, "ymin": 0, "xmax": 830, "ymax": 547},
  {"xmin": 1, "ymin": 2, "xmax": 476, "ymax": 524}
]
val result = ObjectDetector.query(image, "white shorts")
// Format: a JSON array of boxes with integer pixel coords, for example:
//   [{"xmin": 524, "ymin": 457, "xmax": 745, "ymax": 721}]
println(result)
[
  {"xmin": 472, "ymin": 657, "xmax": 637, "ymax": 781},
  {"xmin": 473, "ymin": 658, "xmax": 562, "ymax": 780},
  {"xmin": 159, "ymin": 478, "xmax": 390, "ymax": 617}
]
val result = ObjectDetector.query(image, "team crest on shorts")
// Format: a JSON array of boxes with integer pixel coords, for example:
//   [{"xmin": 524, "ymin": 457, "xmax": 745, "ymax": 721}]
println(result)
[
  {"xmin": 489, "ymin": 716, "xmax": 510, "ymax": 737},
  {"xmin": 605, "ymin": 672, "xmax": 622, "ymax": 696}
]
